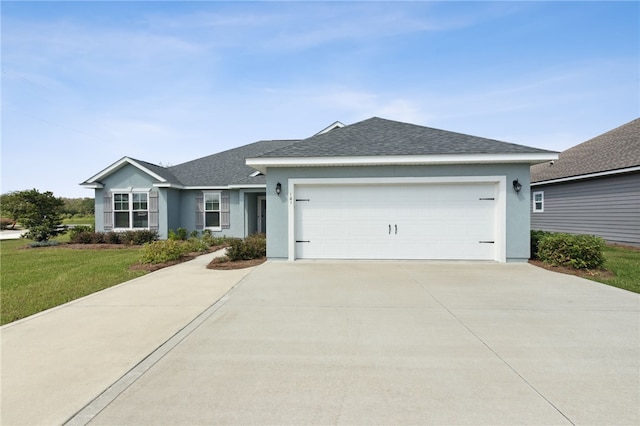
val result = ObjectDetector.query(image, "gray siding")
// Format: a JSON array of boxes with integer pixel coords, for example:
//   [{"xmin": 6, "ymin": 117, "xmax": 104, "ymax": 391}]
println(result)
[{"xmin": 531, "ymin": 172, "xmax": 640, "ymax": 246}]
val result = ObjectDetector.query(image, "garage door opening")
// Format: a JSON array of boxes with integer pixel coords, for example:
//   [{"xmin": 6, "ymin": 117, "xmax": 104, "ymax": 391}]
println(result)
[{"xmin": 290, "ymin": 178, "xmax": 505, "ymax": 261}]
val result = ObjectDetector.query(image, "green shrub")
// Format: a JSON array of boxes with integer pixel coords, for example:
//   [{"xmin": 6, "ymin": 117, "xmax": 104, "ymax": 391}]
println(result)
[
  {"xmin": 120, "ymin": 230, "xmax": 159, "ymax": 245},
  {"xmin": 104, "ymin": 232, "xmax": 121, "ymax": 244},
  {"xmin": 537, "ymin": 233, "xmax": 606, "ymax": 269},
  {"xmin": 168, "ymin": 227, "xmax": 188, "ymax": 241},
  {"xmin": 185, "ymin": 237, "xmax": 210, "ymax": 253},
  {"xmin": 530, "ymin": 230, "xmax": 552, "ymax": 259},
  {"xmin": 140, "ymin": 240, "xmax": 190, "ymax": 264},
  {"xmin": 201, "ymin": 230, "xmax": 228, "ymax": 247},
  {"xmin": 68, "ymin": 225, "xmax": 93, "ymax": 241},
  {"xmin": 69, "ymin": 229, "xmax": 157, "ymax": 245},
  {"xmin": 226, "ymin": 234, "xmax": 266, "ymax": 261},
  {"xmin": 69, "ymin": 231, "xmax": 98, "ymax": 244}
]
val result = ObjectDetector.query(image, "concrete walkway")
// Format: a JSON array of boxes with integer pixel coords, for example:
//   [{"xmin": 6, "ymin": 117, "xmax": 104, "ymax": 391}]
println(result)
[
  {"xmin": 0, "ymin": 250, "xmax": 255, "ymax": 425},
  {"xmin": 0, "ymin": 229, "xmax": 26, "ymax": 240}
]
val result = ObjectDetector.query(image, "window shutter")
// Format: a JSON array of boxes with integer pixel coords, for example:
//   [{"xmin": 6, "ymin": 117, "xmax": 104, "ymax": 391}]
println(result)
[
  {"xmin": 103, "ymin": 193, "xmax": 113, "ymax": 231},
  {"xmin": 195, "ymin": 196, "xmax": 204, "ymax": 230},
  {"xmin": 221, "ymin": 191, "xmax": 230, "ymax": 229},
  {"xmin": 149, "ymin": 191, "xmax": 159, "ymax": 230}
]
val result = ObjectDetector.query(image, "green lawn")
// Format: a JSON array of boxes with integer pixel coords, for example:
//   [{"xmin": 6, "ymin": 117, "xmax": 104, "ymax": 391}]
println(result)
[
  {"xmin": 62, "ymin": 215, "xmax": 95, "ymax": 226},
  {"xmin": 590, "ymin": 245, "xmax": 640, "ymax": 294},
  {"xmin": 1, "ymin": 239, "xmax": 638, "ymax": 326},
  {"xmin": 0, "ymin": 239, "xmax": 145, "ymax": 325}
]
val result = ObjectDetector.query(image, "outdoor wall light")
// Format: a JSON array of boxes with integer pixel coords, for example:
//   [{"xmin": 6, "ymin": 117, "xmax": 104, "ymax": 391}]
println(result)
[
  {"xmin": 512, "ymin": 179, "xmax": 522, "ymax": 193},
  {"xmin": 275, "ymin": 182, "xmax": 282, "ymax": 195}
]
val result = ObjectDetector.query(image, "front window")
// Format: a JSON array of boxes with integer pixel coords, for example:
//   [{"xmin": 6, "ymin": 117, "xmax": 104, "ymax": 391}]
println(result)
[
  {"xmin": 204, "ymin": 192, "xmax": 221, "ymax": 229},
  {"xmin": 533, "ymin": 191, "xmax": 544, "ymax": 212},
  {"xmin": 114, "ymin": 192, "xmax": 149, "ymax": 228}
]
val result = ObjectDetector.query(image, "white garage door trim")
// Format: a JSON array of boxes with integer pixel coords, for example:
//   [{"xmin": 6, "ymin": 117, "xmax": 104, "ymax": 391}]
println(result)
[{"xmin": 287, "ymin": 176, "xmax": 507, "ymax": 262}]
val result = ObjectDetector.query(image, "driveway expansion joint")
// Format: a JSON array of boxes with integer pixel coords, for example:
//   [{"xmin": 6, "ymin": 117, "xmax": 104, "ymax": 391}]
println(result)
[
  {"xmin": 401, "ymin": 266, "xmax": 577, "ymax": 426},
  {"xmin": 63, "ymin": 275, "xmax": 249, "ymax": 426}
]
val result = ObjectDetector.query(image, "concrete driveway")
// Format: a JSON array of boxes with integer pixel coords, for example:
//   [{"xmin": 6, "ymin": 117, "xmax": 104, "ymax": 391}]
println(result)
[{"xmin": 73, "ymin": 261, "xmax": 639, "ymax": 426}]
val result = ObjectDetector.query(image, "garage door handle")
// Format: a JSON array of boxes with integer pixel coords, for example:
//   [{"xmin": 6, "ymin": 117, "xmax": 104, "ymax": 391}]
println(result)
[
  {"xmin": 395, "ymin": 224, "xmax": 398, "ymax": 234},
  {"xmin": 388, "ymin": 224, "xmax": 391, "ymax": 234}
]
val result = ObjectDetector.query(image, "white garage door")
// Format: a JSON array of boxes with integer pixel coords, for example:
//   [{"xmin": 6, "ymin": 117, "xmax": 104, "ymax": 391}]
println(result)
[{"xmin": 294, "ymin": 183, "xmax": 498, "ymax": 260}]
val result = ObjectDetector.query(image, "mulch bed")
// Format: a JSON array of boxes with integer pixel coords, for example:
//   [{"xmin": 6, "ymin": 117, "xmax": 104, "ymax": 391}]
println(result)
[
  {"xmin": 28, "ymin": 242, "xmax": 264, "ymax": 271},
  {"xmin": 528, "ymin": 259, "xmax": 615, "ymax": 280},
  {"xmin": 207, "ymin": 257, "xmax": 267, "ymax": 270}
]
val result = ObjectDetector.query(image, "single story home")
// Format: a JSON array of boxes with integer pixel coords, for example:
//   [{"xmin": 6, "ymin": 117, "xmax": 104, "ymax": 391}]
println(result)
[
  {"xmin": 530, "ymin": 118, "xmax": 640, "ymax": 246},
  {"xmin": 82, "ymin": 117, "xmax": 557, "ymax": 262}
]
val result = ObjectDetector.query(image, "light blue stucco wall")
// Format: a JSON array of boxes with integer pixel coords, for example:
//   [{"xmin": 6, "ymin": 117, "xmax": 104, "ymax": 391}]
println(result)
[
  {"xmin": 179, "ymin": 189, "xmax": 265, "ymax": 238},
  {"xmin": 265, "ymin": 164, "xmax": 532, "ymax": 262},
  {"xmin": 93, "ymin": 164, "xmax": 167, "ymax": 236},
  {"xmin": 91, "ymin": 164, "xmax": 267, "ymax": 239}
]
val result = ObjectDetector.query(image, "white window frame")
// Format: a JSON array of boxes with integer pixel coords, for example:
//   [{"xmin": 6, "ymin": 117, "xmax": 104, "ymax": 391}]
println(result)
[
  {"xmin": 113, "ymin": 190, "xmax": 150, "ymax": 229},
  {"xmin": 532, "ymin": 191, "xmax": 544, "ymax": 213},
  {"xmin": 203, "ymin": 192, "xmax": 222, "ymax": 231}
]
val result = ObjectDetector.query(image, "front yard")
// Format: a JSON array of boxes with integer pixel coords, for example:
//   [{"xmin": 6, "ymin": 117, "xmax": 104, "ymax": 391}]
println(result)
[
  {"xmin": 0, "ymin": 239, "xmax": 145, "ymax": 325},
  {"xmin": 1, "ymin": 238, "xmax": 638, "ymax": 326}
]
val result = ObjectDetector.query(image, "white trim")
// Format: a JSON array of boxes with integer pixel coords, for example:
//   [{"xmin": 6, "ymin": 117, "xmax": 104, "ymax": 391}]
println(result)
[
  {"xmin": 532, "ymin": 191, "xmax": 544, "ymax": 213},
  {"xmin": 112, "ymin": 190, "xmax": 151, "ymax": 230},
  {"xmin": 286, "ymin": 176, "xmax": 507, "ymax": 263},
  {"xmin": 83, "ymin": 157, "xmax": 168, "ymax": 184},
  {"xmin": 248, "ymin": 153, "xmax": 558, "ymax": 173},
  {"xmin": 156, "ymin": 184, "xmax": 266, "ymax": 190},
  {"xmin": 249, "ymin": 170, "xmax": 263, "ymax": 177},
  {"xmin": 203, "ymin": 191, "xmax": 222, "ymax": 231},
  {"xmin": 531, "ymin": 166, "xmax": 640, "ymax": 186},
  {"xmin": 314, "ymin": 121, "xmax": 345, "ymax": 135},
  {"xmin": 110, "ymin": 187, "xmax": 151, "ymax": 193},
  {"xmin": 228, "ymin": 184, "xmax": 267, "ymax": 189},
  {"xmin": 153, "ymin": 183, "xmax": 185, "ymax": 189},
  {"xmin": 80, "ymin": 183, "xmax": 104, "ymax": 189}
]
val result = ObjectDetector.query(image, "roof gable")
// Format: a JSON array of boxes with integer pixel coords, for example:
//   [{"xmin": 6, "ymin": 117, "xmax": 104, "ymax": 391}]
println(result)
[
  {"xmin": 81, "ymin": 157, "xmax": 180, "ymax": 188},
  {"xmin": 531, "ymin": 118, "xmax": 640, "ymax": 183}
]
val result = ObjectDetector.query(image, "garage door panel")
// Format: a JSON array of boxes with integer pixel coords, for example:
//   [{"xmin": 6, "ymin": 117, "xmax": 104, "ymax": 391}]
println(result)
[{"xmin": 294, "ymin": 183, "xmax": 498, "ymax": 261}]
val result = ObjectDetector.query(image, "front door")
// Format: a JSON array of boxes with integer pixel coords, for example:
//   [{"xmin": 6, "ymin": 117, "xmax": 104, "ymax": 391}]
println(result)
[{"xmin": 257, "ymin": 196, "xmax": 267, "ymax": 234}]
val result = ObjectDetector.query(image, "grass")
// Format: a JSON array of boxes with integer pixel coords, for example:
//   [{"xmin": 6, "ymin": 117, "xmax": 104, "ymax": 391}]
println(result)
[
  {"xmin": 0, "ymin": 239, "xmax": 145, "ymax": 325},
  {"xmin": 590, "ymin": 245, "xmax": 640, "ymax": 294},
  {"xmin": 62, "ymin": 215, "xmax": 95, "ymax": 225}
]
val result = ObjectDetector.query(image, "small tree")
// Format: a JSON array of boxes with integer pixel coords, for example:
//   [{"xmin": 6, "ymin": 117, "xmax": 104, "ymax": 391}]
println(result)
[
  {"xmin": 9, "ymin": 189, "xmax": 66, "ymax": 242},
  {"xmin": 0, "ymin": 192, "xmax": 23, "ymax": 227}
]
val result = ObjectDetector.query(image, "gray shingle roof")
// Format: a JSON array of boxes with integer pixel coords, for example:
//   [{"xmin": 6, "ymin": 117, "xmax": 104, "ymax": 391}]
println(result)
[
  {"xmin": 129, "ymin": 158, "xmax": 182, "ymax": 185},
  {"xmin": 256, "ymin": 117, "xmax": 557, "ymax": 158},
  {"xmin": 531, "ymin": 118, "xmax": 640, "ymax": 183},
  {"xmin": 168, "ymin": 139, "xmax": 299, "ymax": 186}
]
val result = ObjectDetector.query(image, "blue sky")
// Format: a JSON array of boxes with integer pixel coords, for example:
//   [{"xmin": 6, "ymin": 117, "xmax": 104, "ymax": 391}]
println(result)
[{"xmin": 2, "ymin": 1, "xmax": 638, "ymax": 198}]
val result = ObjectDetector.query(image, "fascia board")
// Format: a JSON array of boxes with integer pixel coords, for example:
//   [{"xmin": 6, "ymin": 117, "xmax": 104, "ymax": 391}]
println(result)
[
  {"xmin": 531, "ymin": 166, "xmax": 640, "ymax": 186},
  {"xmin": 181, "ymin": 186, "xmax": 231, "ymax": 190},
  {"xmin": 247, "ymin": 153, "xmax": 558, "ymax": 170},
  {"xmin": 79, "ymin": 182, "xmax": 104, "ymax": 189},
  {"xmin": 84, "ymin": 157, "xmax": 168, "ymax": 184},
  {"xmin": 153, "ymin": 183, "xmax": 185, "ymax": 189},
  {"xmin": 228, "ymin": 184, "xmax": 267, "ymax": 189}
]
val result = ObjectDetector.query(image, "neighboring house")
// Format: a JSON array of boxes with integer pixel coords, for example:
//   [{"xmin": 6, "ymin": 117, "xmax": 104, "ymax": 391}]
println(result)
[
  {"xmin": 82, "ymin": 117, "xmax": 557, "ymax": 262},
  {"xmin": 530, "ymin": 118, "xmax": 640, "ymax": 247}
]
